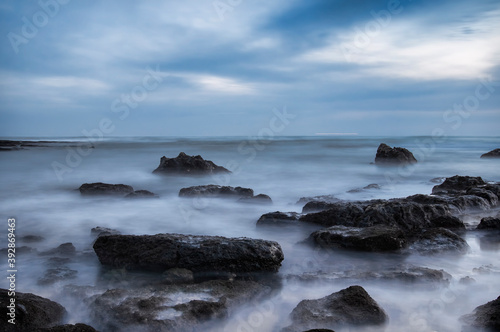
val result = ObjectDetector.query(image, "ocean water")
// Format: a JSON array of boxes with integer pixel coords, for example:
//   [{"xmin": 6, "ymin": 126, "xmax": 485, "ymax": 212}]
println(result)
[{"xmin": 0, "ymin": 136, "xmax": 499, "ymax": 331}]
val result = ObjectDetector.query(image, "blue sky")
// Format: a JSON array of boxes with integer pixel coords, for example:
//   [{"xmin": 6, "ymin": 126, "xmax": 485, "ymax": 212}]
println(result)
[{"xmin": 0, "ymin": 0, "xmax": 499, "ymax": 137}]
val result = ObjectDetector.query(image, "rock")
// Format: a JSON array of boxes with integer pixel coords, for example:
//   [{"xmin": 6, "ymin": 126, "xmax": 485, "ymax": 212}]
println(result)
[
  {"xmin": 179, "ymin": 185, "xmax": 253, "ymax": 198},
  {"xmin": 257, "ymin": 212, "xmax": 301, "ymax": 226},
  {"xmin": 153, "ymin": 152, "xmax": 230, "ymax": 175},
  {"xmin": 162, "ymin": 268, "xmax": 195, "ymax": 284},
  {"xmin": 79, "ymin": 182, "xmax": 134, "ymax": 196},
  {"xmin": 296, "ymin": 195, "xmax": 340, "ymax": 206},
  {"xmin": 284, "ymin": 285, "xmax": 388, "ymax": 331},
  {"xmin": 374, "ymin": 143, "xmax": 417, "ymax": 165},
  {"xmin": 409, "ymin": 228, "xmax": 469, "ymax": 255},
  {"xmin": 238, "ymin": 194, "xmax": 273, "ymax": 204},
  {"xmin": 461, "ymin": 295, "xmax": 500, "ymax": 331},
  {"xmin": 430, "ymin": 177, "xmax": 446, "ymax": 184},
  {"xmin": 40, "ymin": 243, "xmax": 76, "ymax": 256},
  {"xmin": 480, "ymin": 148, "xmax": 500, "ymax": 158},
  {"xmin": 309, "ymin": 225, "xmax": 407, "ymax": 252},
  {"xmin": 477, "ymin": 215, "xmax": 500, "ymax": 229},
  {"xmin": 302, "ymin": 200, "xmax": 344, "ymax": 213},
  {"xmin": 431, "ymin": 175, "xmax": 486, "ymax": 195},
  {"xmin": 125, "ymin": 190, "xmax": 159, "ymax": 198},
  {"xmin": 347, "ymin": 183, "xmax": 381, "ymax": 193},
  {"xmin": 0, "ymin": 245, "xmax": 37, "ymax": 255},
  {"xmin": 21, "ymin": 235, "xmax": 45, "ymax": 243},
  {"xmin": 91, "ymin": 226, "xmax": 121, "ymax": 237},
  {"xmin": 37, "ymin": 324, "xmax": 98, "ymax": 332},
  {"xmin": 0, "ymin": 288, "xmax": 65, "ymax": 331},
  {"xmin": 37, "ymin": 266, "xmax": 78, "ymax": 285},
  {"xmin": 302, "ymin": 329, "xmax": 335, "ymax": 332},
  {"xmin": 459, "ymin": 276, "xmax": 476, "ymax": 285},
  {"xmin": 93, "ymin": 233, "xmax": 284, "ymax": 274}
]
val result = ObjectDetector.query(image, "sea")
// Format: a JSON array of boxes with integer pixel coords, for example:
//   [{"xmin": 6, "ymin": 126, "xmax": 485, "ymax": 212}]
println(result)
[{"xmin": 1, "ymin": 136, "xmax": 499, "ymax": 331}]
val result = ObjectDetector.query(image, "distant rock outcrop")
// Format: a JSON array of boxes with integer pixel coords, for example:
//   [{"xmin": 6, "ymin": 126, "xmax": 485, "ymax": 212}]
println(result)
[
  {"xmin": 480, "ymin": 148, "xmax": 500, "ymax": 159},
  {"xmin": 179, "ymin": 185, "xmax": 253, "ymax": 198},
  {"xmin": 153, "ymin": 152, "xmax": 230, "ymax": 175},
  {"xmin": 374, "ymin": 143, "xmax": 417, "ymax": 165},
  {"xmin": 79, "ymin": 183, "xmax": 134, "ymax": 196}
]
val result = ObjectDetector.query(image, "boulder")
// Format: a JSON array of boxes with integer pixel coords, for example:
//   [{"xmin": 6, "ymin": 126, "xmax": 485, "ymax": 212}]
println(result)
[
  {"xmin": 374, "ymin": 143, "xmax": 417, "ymax": 165},
  {"xmin": 480, "ymin": 148, "xmax": 500, "ymax": 159},
  {"xmin": 284, "ymin": 285, "xmax": 387, "ymax": 331},
  {"xmin": 238, "ymin": 194, "xmax": 273, "ymax": 205},
  {"xmin": 79, "ymin": 182, "xmax": 134, "ymax": 196},
  {"xmin": 179, "ymin": 185, "xmax": 253, "ymax": 198},
  {"xmin": 93, "ymin": 233, "xmax": 284, "ymax": 274},
  {"xmin": 257, "ymin": 212, "xmax": 301, "ymax": 226},
  {"xmin": 431, "ymin": 175, "xmax": 486, "ymax": 195},
  {"xmin": 477, "ymin": 215, "xmax": 500, "ymax": 229},
  {"xmin": 0, "ymin": 289, "xmax": 65, "ymax": 331},
  {"xmin": 461, "ymin": 295, "xmax": 500, "ymax": 331},
  {"xmin": 408, "ymin": 228, "xmax": 469, "ymax": 255},
  {"xmin": 125, "ymin": 190, "xmax": 159, "ymax": 198},
  {"xmin": 153, "ymin": 152, "xmax": 230, "ymax": 175},
  {"xmin": 309, "ymin": 225, "xmax": 407, "ymax": 252}
]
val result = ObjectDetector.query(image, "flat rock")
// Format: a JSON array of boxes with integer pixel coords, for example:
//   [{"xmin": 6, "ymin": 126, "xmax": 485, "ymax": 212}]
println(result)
[
  {"xmin": 374, "ymin": 143, "xmax": 417, "ymax": 165},
  {"xmin": 309, "ymin": 225, "xmax": 407, "ymax": 252},
  {"xmin": 284, "ymin": 285, "xmax": 388, "ymax": 331},
  {"xmin": 79, "ymin": 182, "xmax": 134, "ymax": 196},
  {"xmin": 461, "ymin": 295, "xmax": 500, "ymax": 331},
  {"xmin": 257, "ymin": 212, "xmax": 301, "ymax": 226},
  {"xmin": 179, "ymin": 185, "xmax": 253, "ymax": 198},
  {"xmin": 93, "ymin": 233, "xmax": 284, "ymax": 274},
  {"xmin": 480, "ymin": 148, "xmax": 500, "ymax": 159},
  {"xmin": 153, "ymin": 152, "xmax": 230, "ymax": 175},
  {"xmin": 125, "ymin": 190, "xmax": 159, "ymax": 198},
  {"xmin": 431, "ymin": 175, "xmax": 486, "ymax": 195}
]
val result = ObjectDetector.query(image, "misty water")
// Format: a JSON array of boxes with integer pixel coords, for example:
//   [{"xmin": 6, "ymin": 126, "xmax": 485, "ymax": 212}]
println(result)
[{"xmin": 1, "ymin": 136, "xmax": 499, "ymax": 331}]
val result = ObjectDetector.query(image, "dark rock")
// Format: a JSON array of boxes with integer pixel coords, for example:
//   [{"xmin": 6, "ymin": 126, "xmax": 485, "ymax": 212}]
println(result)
[
  {"xmin": 21, "ymin": 235, "xmax": 45, "ymax": 243},
  {"xmin": 347, "ymin": 183, "xmax": 381, "ymax": 193},
  {"xmin": 257, "ymin": 212, "xmax": 301, "ymax": 226},
  {"xmin": 79, "ymin": 182, "xmax": 134, "ymax": 196},
  {"xmin": 466, "ymin": 188, "xmax": 499, "ymax": 206},
  {"xmin": 409, "ymin": 228, "xmax": 469, "ymax": 255},
  {"xmin": 477, "ymin": 216, "xmax": 500, "ymax": 229},
  {"xmin": 297, "ymin": 195, "xmax": 340, "ymax": 205},
  {"xmin": 430, "ymin": 177, "xmax": 446, "ymax": 184},
  {"xmin": 37, "ymin": 323, "xmax": 98, "ymax": 332},
  {"xmin": 374, "ymin": 143, "xmax": 417, "ymax": 165},
  {"xmin": 37, "ymin": 267, "xmax": 78, "ymax": 285},
  {"xmin": 153, "ymin": 152, "xmax": 230, "ymax": 175},
  {"xmin": 40, "ymin": 243, "xmax": 76, "ymax": 256},
  {"xmin": 302, "ymin": 329, "xmax": 335, "ymax": 332},
  {"xmin": 179, "ymin": 185, "xmax": 253, "ymax": 198},
  {"xmin": 309, "ymin": 225, "xmax": 407, "ymax": 252},
  {"xmin": 93, "ymin": 233, "xmax": 284, "ymax": 274},
  {"xmin": 461, "ymin": 295, "xmax": 500, "ymax": 331},
  {"xmin": 0, "ymin": 288, "xmax": 65, "ymax": 331},
  {"xmin": 162, "ymin": 268, "xmax": 194, "ymax": 284},
  {"xmin": 481, "ymin": 148, "xmax": 500, "ymax": 159},
  {"xmin": 302, "ymin": 200, "xmax": 343, "ymax": 213},
  {"xmin": 431, "ymin": 175, "xmax": 486, "ymax": 195},
  {"xmin": 125, "ymin": 190, "xmax": 159, "ymax": 198},
  {"xmin": 285, "ymin": 285, "xmax": 388, "ymax": 331},
  {"xmin": 238, "ymin": 194, "xmax": 273, "ymax": 204},
  {"xmin": 91, "ymin": 227, "xmax": 121, "ymax": 238}
]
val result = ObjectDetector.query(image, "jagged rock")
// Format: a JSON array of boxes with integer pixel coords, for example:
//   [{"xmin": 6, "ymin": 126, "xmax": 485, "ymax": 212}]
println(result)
[
  {"xmin": 125, "ymin": 190, "xmax": 159, "ymax": 198},
  {"xmin": 0, "ymin": 289, "xmax": 66, "ymax": 331},
  {"xmin": 179, "ymin": 185, "xmax": 253, "ymax": 198},
  {"xmin": 283, "ymin": 286, "xmax": 388, "ymax": 331},
  {"xmin": 37, "ymin": 324, "xmax": 98, "ymax": 331},
  {"xmin": 238, "ymin": 194, "xmax": 273, "ymax": 204},
  {"xmin": 153, "ymin": 152, "xmax": 230, "ymax": 175},
  {"xmin": 79, "ymin": 182, "xmax": 134, "ymax": 196},
  {"xmin": 409, "ymin": 228, "xmax": 469, "ymax": 255},
  {"xmin": 40, "ymin": 243, "xmax": 76, "ymax": 256},
  {"xmin": 481, "ymin": 148, "xmax": 500, "ymax": 159},
  {"xmin": 431, "ymin": 175, "xmax": 486, "ymax": 195},
  {"xmin": 257, "ymin": 212, "xmax": 301, "ymax": 226},
  {"xmin": 309, "ymin": 225, "xmax": 407, "ymax": 252},
  {"xmin": 374, "ymin": 143, "xmax": 417, "ymax": 165},
  {"xmin": 93, "ymin": 233, "xmax": 284, "ymax": 274},
  {"xmin": 477, "ymin": 215, "xmax": 500, "ymax": 229},
  {"xmin": 461, "ymin": 295, "xmax": 500, "ymax": 331}
]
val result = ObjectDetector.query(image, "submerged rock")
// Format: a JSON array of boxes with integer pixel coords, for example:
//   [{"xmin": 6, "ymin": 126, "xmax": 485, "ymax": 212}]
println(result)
[
  {"xmin": 374, "ymin": 143, "xmax": 417, "ymax": 165},
  {"xmin": 125, "ymin": 190, "xmax": 159, "ymax": 199},
  {"xmin": 257, "ymin": 212, "xmax": 301, "ymax": 226},
  {"xmin": 93, "ymin": 233, "xmax": 284, "ymax": 274},
  {"xmin": 284, "ymin": 285, "xmax": 388, "ymax": 331},
  {"xmin": 238, "ymin": 193, "xmax": 273, "ymax": 205},
  {"xmin": 153, "ymin": 152, "xmax": 230, "ymax": 175},
  {"xmin": 480, "ymin": 148, "xmax": 500, "ymax": 159},
  {"xmin": 179, "ymin": 185, "xmax": 253, "ymax": 198},
  {"xmin": 91, "ymin": 226, "xmax": 121, "ymax": 238},
  {"xmin": 40, "ymin": 243, "xmax": 76, "ymax": 256},
  {"xmin": 309, "ymin": 225, "xmax": 407, "ymax": 252},
  {"xmin": 431, "ymin": 175, "xmax": 486, "ymax": 195},
  {"xmin": 37, "ymin": 266, "xmax": 78, "ymax": 285},
  {"xmin": 0, "ymin": 288, "xmax": 66, "ymax": 331},
  {"xmin": 347, "ymin": 183, "xmax": 381, "ymax": 193},
  {"xmin": 79, "ymin": 182, "xmax": 134, "ymax": 196},
  {"xmin": 461, "ymin": 295, "xmax": 500, "ymax": 331}
]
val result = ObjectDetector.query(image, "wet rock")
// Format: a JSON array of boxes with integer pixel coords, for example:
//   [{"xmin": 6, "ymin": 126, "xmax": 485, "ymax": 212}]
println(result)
[
  {"xmin": 0, "ymin": 288, "xmax": 66, "ymax": 331},
  {"xmin": 284, "ymin": 285, "xmax": 388, "ymax": 331},
  {"xmin": 302, "ymin": 200, "xmax": 345, "ymax": 213},
  {"xmin": 162, "ymin": 268, "xmax": 194, "ymax": 284},
  {"xmin": 461, "ymin": 295, "xmax": 500, "ymax": 331},
  {"xmin": 347, "ymin": 183, "xmax": 381, "ymax": 193},
  {"xmin": 409, "ymin": 228, "xmax": 469, "ymax": 255},
  {"xmin": 257, "ymin": 212, "xmax": 301, "ymax": 226},
  {"xmin": 153, "ymin": 152, "xmax": 230, "ymax": 175},
  {"xmin": 91, "ymin": 226, "xmax": 121, "ymax": 238},
  {"xmin": 480, "ymin": 148, "xmax": 500, "ymax": 159},
  {"xmin": 93, "ymin": 233, "xmax": 284, "ymax": 274},
  {"xmin": 430, "ymin": 177, "xmax": 446, "ymax": 184},
  {"xmin": 179, "ymin": 185, "xmax": 254, "ymax": 198},
  {"xmin": 296, "ymin": 195, "xmax": 340, "ymax": 206},
  {"xmin": 238, "ymin": 194, "xmax": 273, "ymax": 204},
  {"xmin": 20, "ymin": 235, "xmax": 45, "ymax": 243},
  {"xmin": 125, "ymin": 190, "xmax": 159, "ymax": 199},
  {"xmin": 79, "ymin": 182, "xmax": 134, "ymax": 196},
  {"xmin": 459, "ymin": 276, "xmax": 476, "ymax": 285},
  {"xmin": 40, "ymin": 243, "xmax": 76, "ymax": 256},
  {"xmin": 431, "ymin": 175, "xmax": 486, "ymax": 195},
  {"xmin": 309, "ymin": 225, "xmax": 407, "ymax": 252},
  {"xmin": 37, "ymin": 266, "xmax": 78, "ymax": 285},
  {"xmin": 477, "ymin": 215, "xmax": 500, "ymax": 229},
  {"xmin": 37, "ymin": 323, "xmax": 98, "ymax": 332},
  {"xmin": 374, "ymin": 143, "xmax": 417, "ymax": 165}
]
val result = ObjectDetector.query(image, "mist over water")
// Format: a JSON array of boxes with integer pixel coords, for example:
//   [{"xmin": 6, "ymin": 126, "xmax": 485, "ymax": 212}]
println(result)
[{"xmin": 1, "ymin": 136, "xmax": 499, "ymax": 331}]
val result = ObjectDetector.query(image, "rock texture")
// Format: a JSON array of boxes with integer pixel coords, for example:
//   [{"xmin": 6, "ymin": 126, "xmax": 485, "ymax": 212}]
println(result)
[
  {"xmin": 179, "ymin": 185, "xmax": 253, "ymax": 198},
  {"xmin": 93, "ymin": 233, "xmax": 284, "ymax": 274},
  {"xmin": 408, "ymin": 228, "xmax": 470, "ymax": 255},
  {"xmin": 432, "ymin": 175, "xmax": 486, "ymax": 195},
  {"xmin": 79, "ymin": 182, "xmax": 134, "ymax": 196},
  {"xmin": 37, "ymin": 324, "xmax": 98, "ymax": 332},
  {"xmin": 257, "ymin": 212, "xmax": 301, "ymax": 226},
  {"xmin": 153, "ymin": 152, "xmax": 230, "ymax": 175},
  {"xmin": 477, "ymin": 214, "xmax": 500, "ymax": 229},
  {"xmin": 481, "ymin": 148, "xmax": 500, "ymax": 159},
  {"xmin": 238, "ymin": 194, "xmax": 273, "ymax": 205},
  {"xmin": 461, "ymin": 295, "xmax": 500, "ymax": 331},
  {"xmin": 284, "ymin": 285, "xmax": 387, "ymax": 331},
  {"xmin": 374, "ymin": 143, "xmax": 417, "ymax": 165}
]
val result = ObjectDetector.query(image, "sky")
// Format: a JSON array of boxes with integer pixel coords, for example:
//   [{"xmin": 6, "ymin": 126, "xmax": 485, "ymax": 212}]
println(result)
[{"xmin": 0, "ymin": 0, "xmax": 499, "ymax": 137}]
